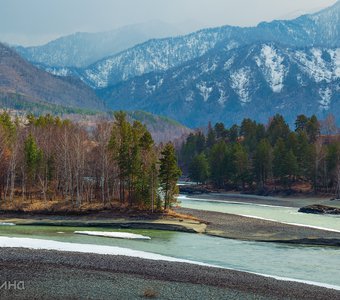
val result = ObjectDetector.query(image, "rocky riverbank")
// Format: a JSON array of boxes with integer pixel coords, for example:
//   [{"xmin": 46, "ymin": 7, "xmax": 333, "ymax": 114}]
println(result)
[
  {"xmin": 0, "ymin": 248, "xmax": 339, "ymax": 300},
  {"xmin": 299, "ymin": 204, "xmax": 340, "ymax": 215}
]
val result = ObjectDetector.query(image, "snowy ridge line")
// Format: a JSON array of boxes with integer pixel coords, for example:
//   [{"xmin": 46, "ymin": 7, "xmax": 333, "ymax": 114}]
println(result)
[{"xmin": 0, "ymin": 237, "xmax": 339, "ymax": 291}]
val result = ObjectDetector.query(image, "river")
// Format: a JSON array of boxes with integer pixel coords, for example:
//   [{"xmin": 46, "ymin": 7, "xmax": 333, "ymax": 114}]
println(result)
[
  {"xmin": 0, "ymin": 193, "xmax": 340, "ymax": 289},
  {"xmin": 178, "ymin": 194, "xmax": 340, "ymax": 232}
]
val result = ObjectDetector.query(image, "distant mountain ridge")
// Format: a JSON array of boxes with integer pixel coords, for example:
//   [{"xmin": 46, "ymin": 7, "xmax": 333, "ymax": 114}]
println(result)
[
  {"xmin": 93, "ymin": 2, "xmax": 340, "ymax": 127},
  {"xmin": 19, "ymin": 1, "xmax": 340, "ymax": 89},
  {"xmin": 14, "ymin": 21, "xmax": 187, "ymax": 68},
  {"xmin": 9, "ymin": 1, "xmax": 340, "ymax": 128},
  {"xmin": 0, "ymin": 43, "xmax": 104, "ymax": 110}
]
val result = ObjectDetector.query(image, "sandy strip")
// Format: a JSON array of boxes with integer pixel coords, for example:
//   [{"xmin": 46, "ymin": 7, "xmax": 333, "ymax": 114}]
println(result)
[{"xmin": 238, "ymin": 214, "xmax": 340, "ymax": 233}]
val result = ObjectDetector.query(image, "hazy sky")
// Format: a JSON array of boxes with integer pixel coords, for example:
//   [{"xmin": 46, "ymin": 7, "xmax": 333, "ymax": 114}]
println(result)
[{"xmin": 0, "ymin": 0, "xmax": 337, "ymax": 46}]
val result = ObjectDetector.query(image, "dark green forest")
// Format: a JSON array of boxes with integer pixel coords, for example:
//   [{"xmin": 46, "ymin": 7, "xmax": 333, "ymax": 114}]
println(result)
[{"xmin": 179, "ymin": 114, "xmax": 340, "ymax": 198}]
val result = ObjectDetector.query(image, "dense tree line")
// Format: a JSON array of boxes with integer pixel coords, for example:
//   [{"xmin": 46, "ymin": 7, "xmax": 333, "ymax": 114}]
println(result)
[
  {"xmin": 179, "ymin": 114, "xmax": 340, "ymax": 198},
  {"xmin": 0, "ymin": 112, "xmax": 181, "ymax": 211}
]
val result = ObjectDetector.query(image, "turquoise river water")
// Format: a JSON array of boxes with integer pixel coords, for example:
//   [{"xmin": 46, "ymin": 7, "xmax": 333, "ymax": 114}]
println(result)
[{"xmin": 0, "ymin": 193, "xmax": 339, "ymax": 288}]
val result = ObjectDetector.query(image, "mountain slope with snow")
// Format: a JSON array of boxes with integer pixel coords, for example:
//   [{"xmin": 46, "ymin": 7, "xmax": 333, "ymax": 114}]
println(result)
[
  {"xmin": 23, "ymin": 1, "xmax": 340, "ymax": 89},
  {"xmin": 15, "ymin": 21, "xmax": 185, "ymax": 68},
  {"xmin": 100, "ymin": 42, "xmax": 340, "ymax": 127},
  {"xmin": 10, "ymin": 1, "xmax": 340, "ymax": 128}
]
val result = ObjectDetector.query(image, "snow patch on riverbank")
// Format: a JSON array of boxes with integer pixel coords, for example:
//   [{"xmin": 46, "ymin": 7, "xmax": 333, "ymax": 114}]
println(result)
[
  {"xmin": 74, "ymin": 231, "xmax": 151, "ymax": 240},
  {"xmin": 0, "ymin": 236, "xmax": 209, "ymax": 265}
]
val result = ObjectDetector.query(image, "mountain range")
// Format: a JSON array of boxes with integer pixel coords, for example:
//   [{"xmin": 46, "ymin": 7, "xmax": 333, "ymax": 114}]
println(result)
[
  {"xmin": 100, "ymin": 42, "xmax": 339, "ymax": 127},
  {"xmin": 25, "ymin": 1, "xmax": 340, "ymax": 89},
  {"xmin": 5, "ymin": 1, "xmax": 340, "ymax": 128},
  {"xmin": 14, "ymin": 21, "xmax": 197, "ymax": 68}
]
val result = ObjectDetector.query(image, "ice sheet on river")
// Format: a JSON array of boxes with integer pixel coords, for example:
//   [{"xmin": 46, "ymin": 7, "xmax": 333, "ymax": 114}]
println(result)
[{"xmin": 74, "ymin": 231, "xmax": 151, "ymax": 240}]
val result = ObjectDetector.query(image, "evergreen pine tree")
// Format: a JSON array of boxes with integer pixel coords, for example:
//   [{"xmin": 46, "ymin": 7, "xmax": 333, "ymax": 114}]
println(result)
[
  {"xmin": 189, "ymin": 153, "xmax": 209, "ymax": 184},
  {"xmin": 159, "ymin": 143, "xmax": 181, "ymax": 210},
  {"xmin": 254, "ymin": 139, "xmax": 272, "ymax": 188}
]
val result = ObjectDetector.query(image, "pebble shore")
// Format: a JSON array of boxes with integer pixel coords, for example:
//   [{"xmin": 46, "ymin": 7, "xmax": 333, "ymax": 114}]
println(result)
[{"xmin": 0, "ymin": 248, "xmax": 339, "ymax": 299}]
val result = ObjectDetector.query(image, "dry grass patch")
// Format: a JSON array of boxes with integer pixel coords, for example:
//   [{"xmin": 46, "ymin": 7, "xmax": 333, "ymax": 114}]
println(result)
[
  {"xmin": 142, "ymin": 288, "xmax": 158, "ymax": 298},
  {"xmin": 0, "ymin": 197, "xmax": 114, "ymax": 213},
  {"xmin": 167, "ymin": 209, "xmax": 204, "ymax": 223}
]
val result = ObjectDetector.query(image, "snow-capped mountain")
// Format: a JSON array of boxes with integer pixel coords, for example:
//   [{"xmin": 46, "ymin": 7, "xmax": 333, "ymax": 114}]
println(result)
[
  {"xmin": 29, "ymin": 27, "xmax": 241, "ymax": 89},
  {"xmin": 15, "ymin": 21, "xmax": 185, "ymax": 68},
  {"xmin": 99, "ymin": 42, "xmax": 340, "ymax": 127},
  {"xmin": 10, "ymin": 1, "xmax": 340, "ymax": 127},
  {"xmin": 23, "ymin": 1, "xmax": 340, "ymax": 89},
  {"xmin": 81, "ymin": 27, "xmax": 239, "ymax": 88}
]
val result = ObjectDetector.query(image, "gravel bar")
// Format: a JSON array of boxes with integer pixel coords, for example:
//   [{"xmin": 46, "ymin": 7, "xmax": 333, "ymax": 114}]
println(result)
[
  {"xmin": 176, "ymin": 207, "xmax": 340, "ymax": 246},
  {"xmin": 0, "ymin": 248, "xmax": 339, "ymax": 299}
]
